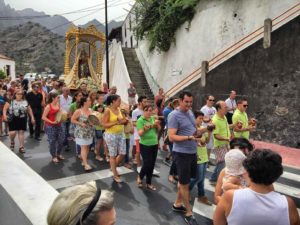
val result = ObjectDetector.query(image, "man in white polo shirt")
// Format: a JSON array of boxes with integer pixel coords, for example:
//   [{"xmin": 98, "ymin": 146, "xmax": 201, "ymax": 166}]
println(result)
[{"xmin": 225, "ymin": 90, "xmax": 237, "ymax": 124}]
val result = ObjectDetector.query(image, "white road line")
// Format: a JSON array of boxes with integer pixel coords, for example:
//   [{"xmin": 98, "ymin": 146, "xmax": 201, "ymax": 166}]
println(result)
[
  {"xmin": 193, "ymin": 198, "xmax": 216, "ymax": 220},
  {"xmin": 282, "ymin": 171, "xmax": 300, "ymax": 182},
  {"xmin": 48, "ymin": 167, "xmax": 133, "ymax": 189},
  {"xmin": 0, "ymin": 141, "xmax": 58, "ymax": 225}
]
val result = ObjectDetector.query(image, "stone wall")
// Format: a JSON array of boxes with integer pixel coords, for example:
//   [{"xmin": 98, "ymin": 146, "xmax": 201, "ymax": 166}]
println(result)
[
  {"xmin": 136, "ymin": 0, "xmax": 299, "ymax": 94},
  {"xmin": 187, "ymin": 16, "xmax": 300, "ymax": 148}
]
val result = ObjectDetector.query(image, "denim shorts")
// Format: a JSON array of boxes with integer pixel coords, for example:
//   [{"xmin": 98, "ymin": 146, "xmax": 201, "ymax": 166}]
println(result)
[{"xmin": 95, "ymin": 130, "xmax": 103, "ymax": 139}]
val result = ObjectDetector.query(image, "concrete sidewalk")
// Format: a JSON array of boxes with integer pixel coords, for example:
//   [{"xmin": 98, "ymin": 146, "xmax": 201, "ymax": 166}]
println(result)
[{"xmin": 253, "ymin": 141, "xmax": 300, "ymax": 169}]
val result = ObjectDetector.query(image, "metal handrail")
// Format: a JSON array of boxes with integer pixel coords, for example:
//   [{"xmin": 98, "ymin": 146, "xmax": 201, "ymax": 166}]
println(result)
[{"xmin": 165, "ymin": 2, "xmax": 300, "ymax": 98}]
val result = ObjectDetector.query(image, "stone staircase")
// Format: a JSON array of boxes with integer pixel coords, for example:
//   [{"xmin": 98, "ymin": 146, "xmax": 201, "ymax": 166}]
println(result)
[{"xmin": 122, "ymin": 48, "xmax": 154, "ymax": 105}]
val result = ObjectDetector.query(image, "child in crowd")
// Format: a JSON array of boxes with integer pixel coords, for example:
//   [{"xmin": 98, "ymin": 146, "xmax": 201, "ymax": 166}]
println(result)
[
  {"xmin": 222, "ymin": 149, "xmax": 246, "ymax": 191},
  {"xmin": 93, "ymin": 104, "xmax": 105, "ymax": 162},
  {"xmin": 122, "ymin": 109, "xmax": 134, "ymax": 169},
  {"xmin": 189, "ymin": 111, "xmax": 212, "ymax": 205}
]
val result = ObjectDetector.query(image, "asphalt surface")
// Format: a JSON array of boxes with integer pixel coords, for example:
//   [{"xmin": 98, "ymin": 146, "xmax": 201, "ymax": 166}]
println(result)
[{"xmin": 0, "ymin": 132, "xmax": 300, "ymax": 225}]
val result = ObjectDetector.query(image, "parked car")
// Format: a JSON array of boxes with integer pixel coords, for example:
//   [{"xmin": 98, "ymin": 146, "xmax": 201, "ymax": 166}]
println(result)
[{"xmin": 24, "ymin": 73, "xmax": 38, "ymax": 82}]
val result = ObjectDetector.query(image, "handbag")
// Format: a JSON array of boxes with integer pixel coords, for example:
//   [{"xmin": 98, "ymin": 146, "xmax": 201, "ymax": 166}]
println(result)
[
  {"xmin": 213, "ymin": 145, "xmax": 229, "ymax": 163},
  {"xmin": 124, "ymin": 121, "xmax": 134, "ymax": 134}
]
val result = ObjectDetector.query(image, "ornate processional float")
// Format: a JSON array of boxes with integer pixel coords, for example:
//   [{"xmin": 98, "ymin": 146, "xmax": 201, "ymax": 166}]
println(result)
[{"xmin": 62, "ymin": 25, "xmax": 105, "ymax": 91}]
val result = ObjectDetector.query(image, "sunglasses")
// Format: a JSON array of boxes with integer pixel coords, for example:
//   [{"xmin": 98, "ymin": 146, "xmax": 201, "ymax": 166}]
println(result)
[
  {"xmin": 208, "ymin": 99, "xmax": 215, "ymax": 102},
  {"xmin": 243, "ymin": 105, "xmax": 248, "ymax": 107}
]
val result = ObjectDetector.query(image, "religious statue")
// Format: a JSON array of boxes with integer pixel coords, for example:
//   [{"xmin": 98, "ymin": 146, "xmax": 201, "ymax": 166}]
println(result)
[{"xmin": 78, "ymin": 49, "xmax": 90, "ymax": 79}]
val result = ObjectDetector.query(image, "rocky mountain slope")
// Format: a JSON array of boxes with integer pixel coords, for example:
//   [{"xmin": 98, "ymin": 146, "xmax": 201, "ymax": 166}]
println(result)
[
  {"xmin": 0, "ymin": 22, "xmax": 65, "ymax": 74},
  {"xmin": 0, "ymin": 0, "xmax": 123, "ymax": 36}
]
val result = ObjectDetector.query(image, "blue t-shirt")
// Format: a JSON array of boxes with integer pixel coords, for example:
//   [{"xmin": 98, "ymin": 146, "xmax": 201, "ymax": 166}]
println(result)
[
  {"xmin": 167, "ymin": 109, "xmax": 197, "ymax": 154},
  {"xmin": 163, "ymin": 106, "xmax": 172, "ymax": 127}
]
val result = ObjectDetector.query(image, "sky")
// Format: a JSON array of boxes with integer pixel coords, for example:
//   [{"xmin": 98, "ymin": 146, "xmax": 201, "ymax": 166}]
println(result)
[{"xmin": 4, "ymin": 0, "xmax": 134, "ymax": 25}]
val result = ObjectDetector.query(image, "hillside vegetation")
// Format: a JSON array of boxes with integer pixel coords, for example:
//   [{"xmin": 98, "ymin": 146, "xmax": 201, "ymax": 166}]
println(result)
[{"xmin": 0, "ymin": 22, "xmax": 65, "ymax": 74}]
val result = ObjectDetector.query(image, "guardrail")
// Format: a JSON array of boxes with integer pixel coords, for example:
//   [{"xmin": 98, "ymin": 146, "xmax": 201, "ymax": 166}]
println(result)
[{"xmin": 164, "ymin": 2, "xmax": 300, "ymax": 98}]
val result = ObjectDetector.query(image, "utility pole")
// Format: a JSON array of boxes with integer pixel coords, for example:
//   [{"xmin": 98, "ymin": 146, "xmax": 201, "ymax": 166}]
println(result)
[{"xmin": 105, "ymin": 0, "xmax": 110, "ymax": 88}]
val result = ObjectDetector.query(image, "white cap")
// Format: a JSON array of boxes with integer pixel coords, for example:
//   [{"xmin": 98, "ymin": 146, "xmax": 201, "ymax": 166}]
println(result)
[{"xmin": 225, "ymin": 149, "xmax": 246, "ymax": 176}]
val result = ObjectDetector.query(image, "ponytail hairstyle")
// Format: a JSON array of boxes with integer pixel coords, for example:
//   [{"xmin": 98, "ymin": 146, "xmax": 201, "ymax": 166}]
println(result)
[
  {"xmin": 47, "ymin": 92, "xmax": 58, "ymax": 104},
  {"xmin": 106, "ymin": 94, "xmax": 120, "ymax": 106}
]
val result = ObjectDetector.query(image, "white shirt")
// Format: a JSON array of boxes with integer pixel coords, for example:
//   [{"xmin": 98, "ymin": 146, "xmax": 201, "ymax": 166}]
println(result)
[
  {"xmin": 59, "ymin": 95, "xmax": 72, "ymax": 113},
  {"xmin": 132, "ymin": 108, "xmax": 143, "ymax": 140},
  {"xmin": 225, "ymin": 98, "xmax": 237, "ymax": 114},
  {"xmin": 227, "ymin": 189, "xmax": 289, "ymax": 225},
  {"xmin": 200, "ymin": 105, "xmax": 216, "ymax": 118},
  {"xmin": 200, "ymin": 105, "xmax": 216, "ymax": 150}
]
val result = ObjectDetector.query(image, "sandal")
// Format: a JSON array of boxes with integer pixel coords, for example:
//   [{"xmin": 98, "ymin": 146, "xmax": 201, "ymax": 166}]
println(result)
[
  {"xmin": 19, "ymin": 146, "xmax": 25, "ymax": 154},
  {"xmin": 57, "ymin": 155, "xmax": 65, "ymax": 160},
  {"xmin": 146, "ymin": 184, "xmax": 157, "ymax": 191},
  {"xmin": 10, "ymin": 141, "xmax": 15, "ymax": 151},
  {"xmin": 113, "ymin": 176, "xmax": 122, "ymax": 183},
  {"xmin": 168, "ymin": 176, "xmax": 177, "ymax": 184},
  {"xmin": 95, "ymin": 156, "xmax": 104, "ymax": 162},
  {"xmin": 52, "ymin": 157, "xmax": 59, "ymax": 164},
  {"xmin": 137, "ymin": 177, "xmax": 143, "ymax": 188},
  {"xmin": 84, "ymin": 164, "xmax": 93, "ymax": 172}
]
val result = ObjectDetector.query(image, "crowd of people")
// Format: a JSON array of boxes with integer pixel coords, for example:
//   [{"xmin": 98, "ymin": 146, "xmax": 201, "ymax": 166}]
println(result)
[{"xmin": 0, "ymin": 75, "xmax": 299, "ymax": 225}]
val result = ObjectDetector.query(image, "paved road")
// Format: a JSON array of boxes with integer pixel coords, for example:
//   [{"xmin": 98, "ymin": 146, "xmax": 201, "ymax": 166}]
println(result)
[{"xmin": 1, "ymin": 133, "xmax": 300, "ymax": 225}]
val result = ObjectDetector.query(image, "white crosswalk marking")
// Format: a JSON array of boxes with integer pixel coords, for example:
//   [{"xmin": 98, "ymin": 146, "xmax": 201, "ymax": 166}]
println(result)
[
  {"xmin": 282, "ymin": 171, "xmax": 300, "ymax": 182},
  {"xmin": 48, "ymin": 167, "xmax": 133, "ymax": 189}
]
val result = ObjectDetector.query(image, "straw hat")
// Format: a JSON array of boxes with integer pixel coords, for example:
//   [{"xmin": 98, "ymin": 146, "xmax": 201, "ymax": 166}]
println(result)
[
  {"xmin": 55, "ymin": 111, "xmax": 68, "ymax": 123},
  {"xmin": 225, "ymin": 149, "xmax": 246, "ymax": 176},
  {"xmin": 88, "ymin": 112, "xmax": 101, "ymax": 126}
]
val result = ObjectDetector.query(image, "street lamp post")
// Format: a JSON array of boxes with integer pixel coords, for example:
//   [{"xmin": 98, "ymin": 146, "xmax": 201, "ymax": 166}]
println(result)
[{"xmin": 105, "ymin": 0, "xmax": 110, "ymax": 88}]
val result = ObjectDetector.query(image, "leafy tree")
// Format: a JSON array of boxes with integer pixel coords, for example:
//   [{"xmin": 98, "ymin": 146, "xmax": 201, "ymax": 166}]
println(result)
[
  {"xmin": 0, "ymin": 69, "xmax": 6, "ymax": 79},
  {"xmin": 134, "ymin": 0, "xmax": 200, "ymax": 52}
]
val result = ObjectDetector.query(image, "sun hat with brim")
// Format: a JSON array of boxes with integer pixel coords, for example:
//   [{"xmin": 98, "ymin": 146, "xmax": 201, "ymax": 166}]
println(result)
[{"xmin": 225, "ymin": 149, "xmax": 246, "ymax": 176}]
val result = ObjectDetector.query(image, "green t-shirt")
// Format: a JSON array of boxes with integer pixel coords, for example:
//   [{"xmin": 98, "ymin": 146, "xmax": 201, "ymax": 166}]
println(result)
[
  {"xmin": 212, "ymin": 114, "xmax": 230, "ymax": 148},
  {"xmin": 232, "ymin": 109, "xmax": 249, "ymax": 139},
  {"xmin": 196, "ymin": 128, "xmax": 209, "ymax": 164},
  {"xmin": 69, "ymin": 102, "xmax": 77, "ymax": 113},
  {"xmin": 136, "ymin": 116, "xmax": 158, "ymax": 146}
]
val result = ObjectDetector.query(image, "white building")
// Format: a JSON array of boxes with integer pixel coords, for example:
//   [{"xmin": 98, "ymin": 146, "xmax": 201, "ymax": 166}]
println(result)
[
  {"xmin": 121, "ymin": 7, "xmax": 138, "ymax": 48},
  {"xmin": 0, "ymin": 54, "xmax": 16, "ymax": 79}
]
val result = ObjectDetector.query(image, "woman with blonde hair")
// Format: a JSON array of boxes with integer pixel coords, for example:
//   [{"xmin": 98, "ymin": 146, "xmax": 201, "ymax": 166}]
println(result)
[{"xmin": 47, "ymin": 181, "xmax": 115, "ymax": 225}]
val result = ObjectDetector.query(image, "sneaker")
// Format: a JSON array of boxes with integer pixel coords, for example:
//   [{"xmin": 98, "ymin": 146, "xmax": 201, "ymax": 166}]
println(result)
[
  {"xmin": 35, "ymin": 137, "xmax": 42, "ymax": 141},
  {"xmin": 137, "ymin": 166, "xmax": 141, "ymax": 173},
  {"xmin": 184, "ymin": 215, "xmax": 198, "ymax": 225},
  {"xmin": 153, "ymin": 169, "xmax": 160, "ymax": 177},
  {"xmin": 172, "ymin": 204, "xmax": 187, "ymax": 213},
  {"xmin": 197, "ymin": 196, "xmax": 212, "ymax": 206}
]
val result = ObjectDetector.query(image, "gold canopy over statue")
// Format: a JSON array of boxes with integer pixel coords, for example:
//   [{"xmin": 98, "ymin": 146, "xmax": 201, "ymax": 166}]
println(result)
[{"xmin": 63, "ymin": 25, "xmax": 105, "ymax": 91}]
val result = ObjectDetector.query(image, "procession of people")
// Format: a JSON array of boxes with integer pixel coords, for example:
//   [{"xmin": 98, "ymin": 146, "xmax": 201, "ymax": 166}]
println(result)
[{"xmin": 0, "ymin": 75, "xmax": 299, "ymax": 225}]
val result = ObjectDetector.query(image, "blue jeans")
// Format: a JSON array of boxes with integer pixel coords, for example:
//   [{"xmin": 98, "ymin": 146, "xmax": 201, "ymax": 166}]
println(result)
[
  {"xmin": 189, "ymin": 162, "xmax": 208, "ymax": 196},
  {"xmin": 62, "ymin": 120, "xmax": 70, "ymax": 147},
  {"xmin": 209, "ymin": 161, "xmax": 225, "ymax": 182},
  {"xmin": 125, "ymin": 138, "xmax": 130, "ymax": 163}
]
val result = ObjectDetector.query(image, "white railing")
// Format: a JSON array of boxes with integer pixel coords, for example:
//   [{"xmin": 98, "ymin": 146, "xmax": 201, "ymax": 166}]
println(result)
[{"xmin": 103, "ymin": 40, "xmax": 135, "ymax": 105}]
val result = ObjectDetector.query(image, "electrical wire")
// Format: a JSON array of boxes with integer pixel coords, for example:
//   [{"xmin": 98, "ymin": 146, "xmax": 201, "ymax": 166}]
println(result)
[{"xmin": 0, "ymin": 0, "xmax": 125, "ymax": 20}]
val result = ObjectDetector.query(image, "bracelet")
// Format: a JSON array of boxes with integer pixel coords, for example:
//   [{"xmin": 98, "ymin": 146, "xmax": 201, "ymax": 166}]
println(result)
[{"xmin": 187, "ymin": 136, "xmax": 190, "ymax": 140}]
